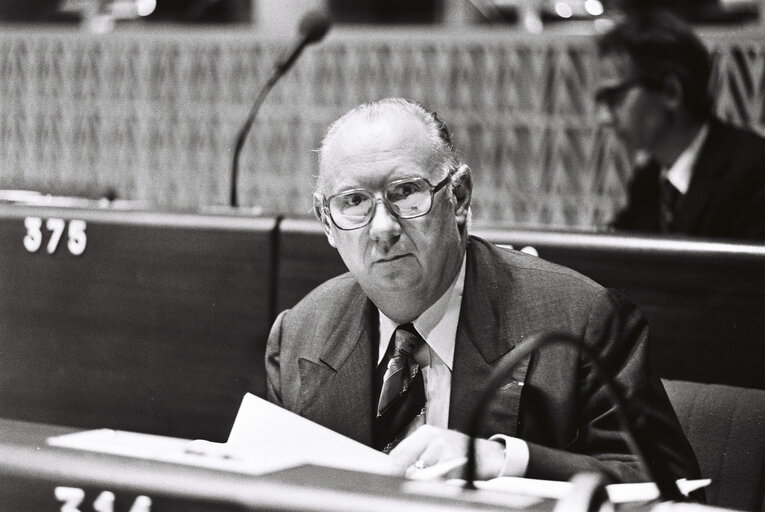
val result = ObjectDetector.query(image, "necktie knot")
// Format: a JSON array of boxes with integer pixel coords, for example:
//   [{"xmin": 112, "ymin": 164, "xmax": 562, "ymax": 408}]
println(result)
[{"xmin": 392, "ymin": 323, "xmax": 423, "ymax": 358}]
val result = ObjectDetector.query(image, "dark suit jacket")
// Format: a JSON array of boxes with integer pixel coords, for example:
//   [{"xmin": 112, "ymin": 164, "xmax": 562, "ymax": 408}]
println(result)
[
  {"xmin": 265, "ymin": 236, "xmax": 700, "ymax": 483},
  {"xmin": 611, "ymin": 118, "xmax": 765, "ymax": 240}
]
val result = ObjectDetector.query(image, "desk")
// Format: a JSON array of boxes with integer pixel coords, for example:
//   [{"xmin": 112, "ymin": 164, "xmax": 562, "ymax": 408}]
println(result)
[
  {"xmin": 477, "ymin": 227, "xmax": 765, "ymax": 389},
  {"xmin": 0, "ymin": 418, "xmax": 556, "ymax": 512},
  {"xmin": 277, "ymin": 220, "xmax": 765, "ymax": 389},
  {"xmin": 0, "ymin": 205, "xmax": 277, "ymax": 440}
]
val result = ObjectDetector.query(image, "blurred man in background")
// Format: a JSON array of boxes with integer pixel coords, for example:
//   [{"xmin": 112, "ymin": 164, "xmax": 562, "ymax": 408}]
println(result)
[{"xmin": 597, "ymin": 10, "xmax": 765, "ymax": 240}]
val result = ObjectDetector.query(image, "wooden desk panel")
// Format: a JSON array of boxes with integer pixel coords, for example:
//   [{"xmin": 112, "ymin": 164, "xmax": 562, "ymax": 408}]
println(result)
[
  {"xmin": 0, "ymin": 205, "xmax": 277, "ymax": 441},
  {"xmin": 3, "ymin": 210, "xmax": 762, "ymax": 441},
  {"xmin": 276, "ymin": 221, "xmax": 765, "ymax": 389},
  {"xmin": 476, "ymin": 227, "xmax": 765, "ymax": 390},
  {"xmin": 276, "ymin": 219, "xmax": 349, "ymax": 313}
]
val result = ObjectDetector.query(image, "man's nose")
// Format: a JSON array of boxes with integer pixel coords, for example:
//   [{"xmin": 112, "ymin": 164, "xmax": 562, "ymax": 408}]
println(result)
[{"xmin": 368, "ymin": 198, "xmax": 401, "ymax": 242}]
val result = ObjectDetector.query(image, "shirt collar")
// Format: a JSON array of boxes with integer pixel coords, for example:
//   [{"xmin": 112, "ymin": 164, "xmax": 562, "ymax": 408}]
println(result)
[
  {"xmin": 378, "ymin": 255, "xmax": 466, "ymax": 370},
  {"xmin": 664, "ymin": 123, "xmax": 709, "ymax": 195}
]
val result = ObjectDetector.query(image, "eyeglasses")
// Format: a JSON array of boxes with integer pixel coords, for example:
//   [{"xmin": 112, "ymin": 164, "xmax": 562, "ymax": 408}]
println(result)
[
  {"xmin": 319, "ymin": 173, "xmax": 452, "ymax": 231},
  {"xmin": 594, "ymin": 78, "xmax": 648, "ymax": 108}
]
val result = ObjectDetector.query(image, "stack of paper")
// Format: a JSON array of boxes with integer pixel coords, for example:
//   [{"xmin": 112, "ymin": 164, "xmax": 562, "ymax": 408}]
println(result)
[{"xmin": 48, "ymin": 393, "xmax": 710, "ymax": 505}]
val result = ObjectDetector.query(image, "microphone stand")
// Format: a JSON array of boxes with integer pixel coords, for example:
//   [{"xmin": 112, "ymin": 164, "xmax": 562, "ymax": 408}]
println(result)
[
  {"xmin": 464, "ymin": 331, "xmax": 684, "ymax": 503},
  {"xmin": 230, "ymin": 71, "xmax": 281, "ymax": 208},
  {"xmin": 229, "ymin": 11, "xmax": 331, "ymax": 208}
]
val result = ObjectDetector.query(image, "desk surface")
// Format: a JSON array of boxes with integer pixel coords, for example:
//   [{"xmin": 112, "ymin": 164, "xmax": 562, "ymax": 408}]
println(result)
[{"xmin": 0, "ymin": 418, "xmax": 557, "ymax": 512}]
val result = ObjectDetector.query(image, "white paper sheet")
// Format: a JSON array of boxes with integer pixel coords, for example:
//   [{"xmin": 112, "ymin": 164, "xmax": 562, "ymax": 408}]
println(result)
[
  {"xmin": 223, "ymin": 392, "xmax": 401, "ymax": 475},
  {"xmin": 47, "ymin": 427, "xmax": 272, "ymax": 474},
  {"xmin": 464, "ymin": 476, "xmax": 711, "ymax": 504},
  {"xmin": 48, "ymin": 393, "xmax": 401, "ymax": 477},
  {"xmin": 47, "ymin": 393, "xmax": 710, "ymax": 505}
]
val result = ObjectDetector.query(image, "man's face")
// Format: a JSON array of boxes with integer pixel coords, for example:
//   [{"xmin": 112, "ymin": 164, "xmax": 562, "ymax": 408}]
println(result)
[
  {"xmin": 595, "ymin": 52, "xmax": 667, "ymax": 154},
  {"xmin": 318, "ymin": 113, "xmax": 467, "ymax": 321}
]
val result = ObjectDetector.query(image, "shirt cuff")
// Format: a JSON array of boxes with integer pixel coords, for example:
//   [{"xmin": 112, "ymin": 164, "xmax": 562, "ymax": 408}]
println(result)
[{"xmin": 489, "ymin": 434, "xmax": 530, "ymax": 477}]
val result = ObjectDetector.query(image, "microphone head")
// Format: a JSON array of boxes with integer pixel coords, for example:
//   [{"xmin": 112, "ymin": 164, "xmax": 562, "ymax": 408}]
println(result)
[{"xmin": 299, "ymin": 10, "xmax": 332, "ymax": 44}]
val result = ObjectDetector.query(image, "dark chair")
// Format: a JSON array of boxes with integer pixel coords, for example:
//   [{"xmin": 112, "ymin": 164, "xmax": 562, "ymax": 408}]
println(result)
[{"xmin": 663, "ymin": 379, "xmax": 765, "ymax": 512}]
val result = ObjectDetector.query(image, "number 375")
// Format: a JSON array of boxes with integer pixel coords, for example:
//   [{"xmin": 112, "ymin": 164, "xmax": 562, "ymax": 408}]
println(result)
[{"xmin": 24, "ymin": 216, "xmax": 87, "ymax": 256}]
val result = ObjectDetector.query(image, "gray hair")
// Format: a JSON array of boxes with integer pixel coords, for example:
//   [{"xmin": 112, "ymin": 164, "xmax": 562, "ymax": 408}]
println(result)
[{"xmin": 315, "ymin": 98, "xmax": 461, "ymax": 193}]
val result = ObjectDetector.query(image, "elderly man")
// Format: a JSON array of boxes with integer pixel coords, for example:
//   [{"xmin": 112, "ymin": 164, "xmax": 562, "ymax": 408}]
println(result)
[
  {"xmin": 597, "ymin": 10, "xmax": 765, "ymax": 240},
  {"xmin": 265, "ymin": 98, "xmax": 699, "ymax": 483}
]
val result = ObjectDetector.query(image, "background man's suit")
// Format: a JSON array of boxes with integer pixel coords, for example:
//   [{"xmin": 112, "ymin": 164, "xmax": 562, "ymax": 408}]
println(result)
[
  {"xmin": 266, "ymin": 236, "xmax": 700, "ymax": 483},
  {"xmin": 611, "ymin": 118, "xmax": 765, "ymax": 240}
]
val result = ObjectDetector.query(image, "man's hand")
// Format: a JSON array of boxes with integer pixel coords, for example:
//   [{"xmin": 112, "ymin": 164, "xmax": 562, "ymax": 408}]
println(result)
[{"xmin": 388, "ymin": 425, "xmax": 505, "ymax": 480}]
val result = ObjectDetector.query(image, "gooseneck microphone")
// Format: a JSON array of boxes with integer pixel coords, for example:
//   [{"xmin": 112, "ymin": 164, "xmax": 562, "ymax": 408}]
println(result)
[
  {"xmin": 229, "ymin": 11, "xmax": 332, "ymax": 208},
  {"xmin": 464, "ymin": 331, "xmax": 685, "ymax": 503}
]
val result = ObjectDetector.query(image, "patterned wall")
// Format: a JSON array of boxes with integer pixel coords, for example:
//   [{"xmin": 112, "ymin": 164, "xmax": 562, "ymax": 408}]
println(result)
[{"xmin": 0, "ymin": 26, "xmax": 763, "ymax": 228}]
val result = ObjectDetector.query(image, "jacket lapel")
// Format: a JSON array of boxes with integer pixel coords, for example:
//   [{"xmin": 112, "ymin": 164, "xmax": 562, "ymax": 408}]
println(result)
[
  {"xmin": 297, "ymin": 288, "xmax": 377, "ymax": 445},
  {"xmin": 448, "ymin": 239, "xmax": 531, "ymax": 438},
  {"xmin": 674, "ymin": 120, "xmax": 727, "ymax": 232}
]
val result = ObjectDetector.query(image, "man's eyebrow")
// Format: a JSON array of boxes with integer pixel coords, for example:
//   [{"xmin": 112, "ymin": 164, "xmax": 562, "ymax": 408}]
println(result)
[{"xmin": 325, "ymin": 181, "xmax": 362, "ymax": 195}]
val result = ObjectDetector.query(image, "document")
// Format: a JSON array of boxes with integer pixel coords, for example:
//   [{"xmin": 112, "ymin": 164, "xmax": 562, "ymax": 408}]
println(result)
[
  {"xmin": 48, "ymin": 394, "xmax": 710, "ymax": 505},
  {"xmin": 48, "ymin": 393, "xmax": 401, "ymax": 477},
  {"xmin": 462, "ymin": 476, "xmax": 711, "ymax": 504},
  {"xmin": 47, "ymin": 427, "xmax": 269, "ymax": 474},
  {"xmin": 222, "ymin": 392, "xmax": 401, "ymax": 475}
]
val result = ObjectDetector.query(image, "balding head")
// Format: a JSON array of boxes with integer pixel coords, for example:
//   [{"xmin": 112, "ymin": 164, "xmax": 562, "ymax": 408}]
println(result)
[{"xmin": 316, "ymin": 98, "xmax": 459, "ymax": 195}]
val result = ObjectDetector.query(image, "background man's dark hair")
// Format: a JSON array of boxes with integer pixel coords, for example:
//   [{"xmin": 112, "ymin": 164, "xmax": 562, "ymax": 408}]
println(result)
[{"xmin": 597, "ymin": 9, "xmax": 714, "ymax": 121}]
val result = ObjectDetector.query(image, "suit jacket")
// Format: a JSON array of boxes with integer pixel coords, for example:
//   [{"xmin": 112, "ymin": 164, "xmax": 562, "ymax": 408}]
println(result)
[
  {"xmin": 265, "ymin": 236, "xmax": 700, "ymax": 483},
  {"xmin": 611, "ymin": 118, "xmax": 765, "ymax": 240}
]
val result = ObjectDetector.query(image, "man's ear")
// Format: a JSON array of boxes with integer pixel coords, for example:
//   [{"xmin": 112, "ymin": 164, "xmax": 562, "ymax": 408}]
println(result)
[
  {"xmin": 313, "ymin": 192, "xmax": 337, "ymax": 248},
  {"xmin": 451, "ymin": 164, "xmax": 472, "ymax": 227},
  {"xmin": 661, "ymin": 75, "xmax": 684, "ymax": 113}
]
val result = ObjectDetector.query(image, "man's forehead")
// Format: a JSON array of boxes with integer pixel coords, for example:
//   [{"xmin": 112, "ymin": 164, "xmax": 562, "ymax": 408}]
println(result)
[
  {"xmin": 331, "ymin": 113, "xmax": 428, "ymax": 153},
  {"xmin": 319, "ymin": 112, "xmax": 435, "ymax": 186},
  {"xmin": 326, "ymin": 139, "xmax": 427, "ymax": 167}
]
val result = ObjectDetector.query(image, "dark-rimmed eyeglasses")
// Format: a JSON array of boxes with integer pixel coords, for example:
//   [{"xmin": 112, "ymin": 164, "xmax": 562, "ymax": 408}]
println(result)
[
  {"xmin": 318, "ymin": 173, "xmax": 452, "ymax": 231},
  {"xmin": 594, "ymin": 78, "xmax": 649, "ymax": 108}
]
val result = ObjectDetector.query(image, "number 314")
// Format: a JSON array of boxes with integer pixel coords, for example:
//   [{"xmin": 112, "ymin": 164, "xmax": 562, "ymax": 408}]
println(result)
[{"xmin": 23, "ymin": 217, "xmax": 87, "ymax": 256}]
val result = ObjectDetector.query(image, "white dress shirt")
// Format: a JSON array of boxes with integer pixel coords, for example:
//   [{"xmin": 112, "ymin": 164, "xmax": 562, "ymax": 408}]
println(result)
[
  {"xmin": 664, "ymin": 123, "xmax": 709, "ymax": 194},
  {"xmin": 378, "ymin": 256, "xmax": 464, "ymax": 429},
  {"xmin": 377, "ymin": 255, "xmax": 529, "ymax": 477}
]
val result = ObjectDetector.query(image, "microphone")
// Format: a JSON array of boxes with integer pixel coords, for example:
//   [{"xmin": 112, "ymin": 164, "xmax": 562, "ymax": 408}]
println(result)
[
  {"xmin": 274, "ymin": 11, "xmax": 332, "ymax": 74},
  {"xmin": 229, "ymin": 11, "xmax": 332, "ymax": 208},
  {"xmin": 464, "ymin": 331, "xmax": 685, "ymax": 503}
]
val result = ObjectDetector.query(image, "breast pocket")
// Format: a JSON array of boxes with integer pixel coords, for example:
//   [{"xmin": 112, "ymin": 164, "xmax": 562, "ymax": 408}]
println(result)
[
  {"xmin": 479, "ymin": 348, "xmax": 532, "ymax": 438},
  {"xmin": 481, "ymin": 379, "xmax": 526, "ymax": 438}
]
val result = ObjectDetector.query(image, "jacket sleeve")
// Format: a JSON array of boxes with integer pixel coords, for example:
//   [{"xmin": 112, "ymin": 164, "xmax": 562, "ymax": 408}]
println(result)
[
  {"xmin": 265, "ymin": 310, "xmax": 289, "ymax": 407},
  {"xmin": 524, "ymin": 289, "xmax": 701, "ymax": 484}
]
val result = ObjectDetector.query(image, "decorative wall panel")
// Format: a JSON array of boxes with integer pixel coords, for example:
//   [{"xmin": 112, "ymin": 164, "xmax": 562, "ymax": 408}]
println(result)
[{"xmin": 0, "ymin": 27, "xmax": 761, "ymax": 228}]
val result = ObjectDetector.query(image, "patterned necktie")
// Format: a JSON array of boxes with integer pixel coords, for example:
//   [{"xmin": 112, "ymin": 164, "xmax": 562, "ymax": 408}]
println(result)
[
  {"xmin": 374, "ymin": 323, "xmax": 426, "ymax": 453},
  {"xmin": 659, "ymin": 177, "xmax": 681, "ymax": 233}
]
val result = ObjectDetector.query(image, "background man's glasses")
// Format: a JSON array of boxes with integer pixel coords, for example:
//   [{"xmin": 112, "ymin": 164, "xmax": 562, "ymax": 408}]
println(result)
[
  {"xmin": 595, "ymin": 78, "xmax": 649, "ymax": 108},
  {"xmin": 320, "ymin": 173, "xmax": 452, "ymax": 230}
]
